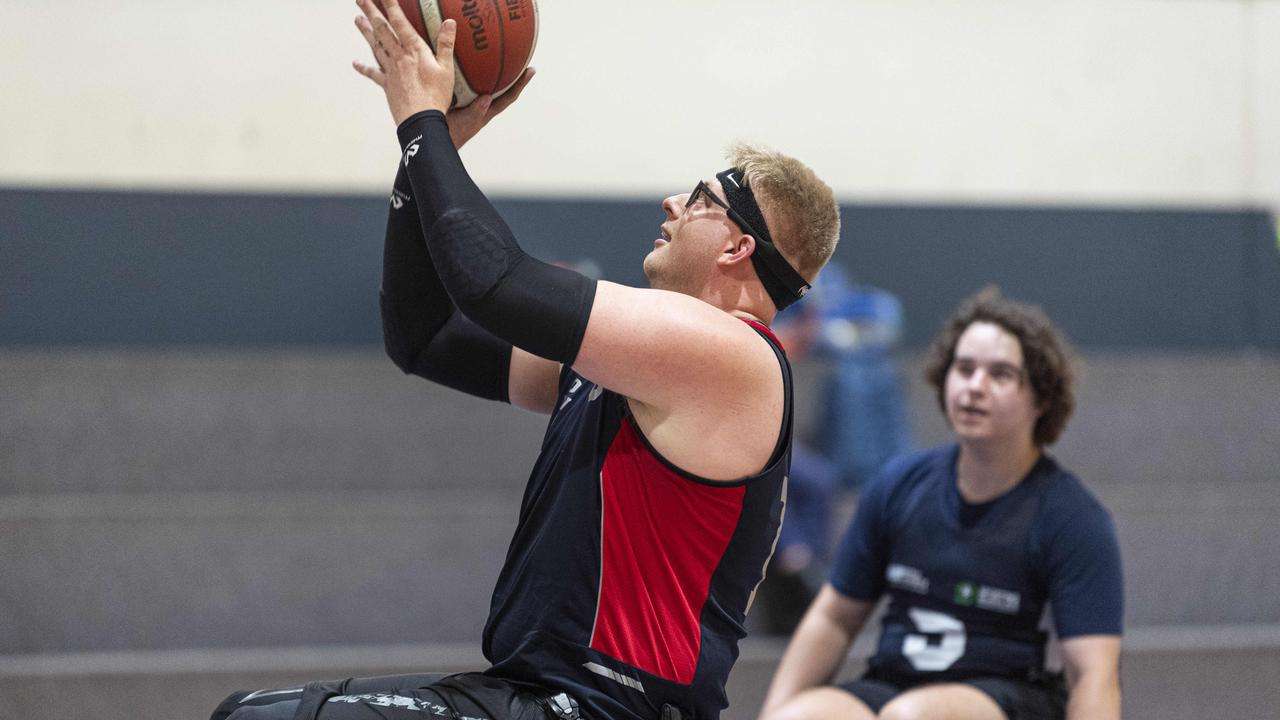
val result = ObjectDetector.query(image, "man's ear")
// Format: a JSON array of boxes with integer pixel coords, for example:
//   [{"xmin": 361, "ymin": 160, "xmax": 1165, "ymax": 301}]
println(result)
[{"xmin": 719, "ymin": 233, "xmax": 756, "ymax": 268}]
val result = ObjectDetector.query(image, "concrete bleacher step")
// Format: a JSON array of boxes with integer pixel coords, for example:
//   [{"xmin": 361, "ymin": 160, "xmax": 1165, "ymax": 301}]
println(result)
[
  {"xmin": 3, "ymin": 348, "xmax": 1279, "ymax": 717},
  {"xmin": 3, "ymin": 350, "xmax": 1280, "ymax": 650},
  {"xmin": 1097, "ymin": 481, "xmax": 1280, "ymax": 625},
  {"xmin": 6, "ymin": 350, "xmax": 1278, "ymax": 495},
  {"xmin": 0, "ymin": 490, "xmax": 518, "ymax": 653},
  {"xmin": 3, "ymin": 478, "xmax": 1279, "ymax": 655},
  {"xmin": 0, "ymin": 349, "xmax": 548, "ymax": 494}
]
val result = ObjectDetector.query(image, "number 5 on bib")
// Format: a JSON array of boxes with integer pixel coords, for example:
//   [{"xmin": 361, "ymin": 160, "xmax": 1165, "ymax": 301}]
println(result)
[{"xmin": 903, "ymin": 607, "xmax": 967, "ymax": 671}]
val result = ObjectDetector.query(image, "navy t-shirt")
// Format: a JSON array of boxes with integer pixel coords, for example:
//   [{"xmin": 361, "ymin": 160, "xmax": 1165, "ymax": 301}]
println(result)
[{"xmin": 829, "ymin": 445, "xmax": 1123, "ymax": 682}]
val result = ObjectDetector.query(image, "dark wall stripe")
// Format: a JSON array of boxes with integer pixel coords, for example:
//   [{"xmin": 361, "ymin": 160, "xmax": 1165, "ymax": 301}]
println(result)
[{"xmin": 1, "ymin": 188, "xmax": 1276, "ymax": 349}]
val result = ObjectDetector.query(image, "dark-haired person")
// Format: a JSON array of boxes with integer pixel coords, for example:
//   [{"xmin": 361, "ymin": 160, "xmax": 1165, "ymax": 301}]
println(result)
[
  {"xmin": 209, "ymin": 3, "xmax": 842, "ymax": 720},
  {"xmin": 759, "ymin": 288, "xmax": 1122, "ymax": 720}
]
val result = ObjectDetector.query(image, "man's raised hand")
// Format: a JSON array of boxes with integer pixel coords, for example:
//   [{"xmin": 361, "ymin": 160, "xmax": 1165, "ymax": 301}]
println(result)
[
  {"xmin": 353, "ymin": 0, "xmax": 534, "ymax": 149},
  {"xmin": 444, "ymin": 67, "xmax": 535, "ymax": 149},
  {"xmin": 352, "ymin": 0, "xmax": 456, "ymax": 125}
]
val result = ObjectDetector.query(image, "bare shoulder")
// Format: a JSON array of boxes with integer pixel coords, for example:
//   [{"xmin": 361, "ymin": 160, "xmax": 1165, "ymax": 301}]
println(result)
[
  {"xmin": 574, "ymin": 281, "xmax": 783, "ymax": 397},
  {"xmin": 573, "ymin": 282, "xmax": 786, "ymax": 482}
]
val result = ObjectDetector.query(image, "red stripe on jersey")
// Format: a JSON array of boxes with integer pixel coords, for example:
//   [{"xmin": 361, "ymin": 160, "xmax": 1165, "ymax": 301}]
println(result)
[
  {"xmin": 589, "ymin": 417, "xmax": 746, "ymax": 683},
  {"xmin": 741, "ymin": 319, "xmax": 784, "ymax": 352}
]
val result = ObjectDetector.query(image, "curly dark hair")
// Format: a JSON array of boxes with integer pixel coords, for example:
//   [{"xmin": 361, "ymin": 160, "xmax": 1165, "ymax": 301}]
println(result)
[{"xmin": 923, "ymin": 286, "xmax": 1077, "ymax": 446}]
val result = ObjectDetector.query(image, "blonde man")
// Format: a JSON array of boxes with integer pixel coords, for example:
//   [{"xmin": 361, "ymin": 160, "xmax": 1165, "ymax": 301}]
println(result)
[{"xmin": 210, "ymin": 4, "xmax": 840, "ymax": 720}]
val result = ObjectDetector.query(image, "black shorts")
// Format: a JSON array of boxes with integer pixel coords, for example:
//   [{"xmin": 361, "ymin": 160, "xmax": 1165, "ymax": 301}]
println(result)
[
  {"xmin": 211, "ymin": 672, "xmax": 570, "ymax": 720},
  {"xmin": 838, "ymin": 670, "xmax": 1067, "ymax": 720}
]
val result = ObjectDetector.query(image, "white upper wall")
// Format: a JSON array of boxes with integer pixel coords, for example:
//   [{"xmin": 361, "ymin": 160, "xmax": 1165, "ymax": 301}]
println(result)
[{"xmin": 2, "ymin": 0, "xmax": 1277, "ymax": 206}]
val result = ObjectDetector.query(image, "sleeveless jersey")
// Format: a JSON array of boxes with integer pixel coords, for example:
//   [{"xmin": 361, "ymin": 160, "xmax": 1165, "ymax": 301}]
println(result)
[
  {"xmin": 830, "ymin": 445, "xmax": 1123, "ymax": 683},
  {"xmin": 482, "ymin": 321, "xmax": 794, "ymax": 720}
]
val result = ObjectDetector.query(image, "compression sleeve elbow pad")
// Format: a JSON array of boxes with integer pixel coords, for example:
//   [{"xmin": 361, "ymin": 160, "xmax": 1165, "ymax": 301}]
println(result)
[
  {"xmin": 381, "ymin": 161, "xmax": 512, "ymax": 403},
  {"xmin": 395, "ymin": 110, "xmax": 597, "ymax": 366}
]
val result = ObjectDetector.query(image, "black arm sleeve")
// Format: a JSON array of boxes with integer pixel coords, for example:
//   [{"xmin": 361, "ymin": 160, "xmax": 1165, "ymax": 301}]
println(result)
[
  {"xmin": 380, "ymin": 160, "xmax": 511, "ymax": 403},
  {"xmin": 395, "ymin": 110, "xmax": 597, "ymax": 365}
]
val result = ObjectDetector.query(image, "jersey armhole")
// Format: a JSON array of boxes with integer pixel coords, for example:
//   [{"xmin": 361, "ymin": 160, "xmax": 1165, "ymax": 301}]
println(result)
[
  {"xmin": 741, "ymin": 319, "xmax": 794, "ymax": 470},
  {"xmin": 616, "ymin": 319, "xmax": 793, "ymax": 486}
]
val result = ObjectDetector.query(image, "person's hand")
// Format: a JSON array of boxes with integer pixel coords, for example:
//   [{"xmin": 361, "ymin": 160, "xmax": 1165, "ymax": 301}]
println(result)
[
  {"xmin": 445, "ymin": 67, "xmax": 535, "ymax": 149},
  {"xmin": 353, "ymin": 1, "xmax": 536, "ymax": 149},
  {"xmin": 352, "ymin": 0, "xmax": 455, "ymax": 126}
]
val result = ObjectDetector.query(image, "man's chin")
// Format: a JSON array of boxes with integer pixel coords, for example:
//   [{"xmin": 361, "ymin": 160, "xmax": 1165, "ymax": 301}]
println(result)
[{"xmin": 641, "ymin": 258, "xmax": 661, "ymax": 289}]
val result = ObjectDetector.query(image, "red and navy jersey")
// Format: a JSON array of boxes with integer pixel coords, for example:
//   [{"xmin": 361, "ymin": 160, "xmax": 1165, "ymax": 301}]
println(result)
[{"xmin": 482, "ymin": 321, "xmax": 794, "ymax": 720}]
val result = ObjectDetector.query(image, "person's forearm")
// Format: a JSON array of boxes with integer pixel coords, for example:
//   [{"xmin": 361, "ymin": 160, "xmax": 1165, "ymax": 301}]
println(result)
[
  {"xmin": 758, "ymin": 608, "xmax": 859, "ymax": 719},
  {"xmin": 381, "ymin": 160, "xmax": 454, "ymax": 367},
  {"xmin": 395, "ymin": 110, "xmax": 595, "ymax": 364},
  {"xmin": 381, "ymin": 161, "xmax": 512, "ymax": 401},
  {"xmin": 1066, "ymin": 673, "xmax": 1121, "ymax": 720}
]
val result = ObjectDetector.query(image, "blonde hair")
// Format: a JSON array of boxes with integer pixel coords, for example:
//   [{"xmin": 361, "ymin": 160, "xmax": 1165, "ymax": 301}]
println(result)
[{"xmin": 726, "ymin": 142, "xmax": 840, "ymax": 281}]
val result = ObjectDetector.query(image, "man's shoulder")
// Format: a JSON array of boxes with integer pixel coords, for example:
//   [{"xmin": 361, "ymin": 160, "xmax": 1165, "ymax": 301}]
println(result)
[
  {"xmin": 1035, "ymin": 455, "xmax": 1111, "ymax": 519},
  {"xmin": 739, "ymin": 317, "xmax": 787, "ymax": 353},
  {"xmin": 1033, "ymin": 455, "xmax": 1117, "ymax": 551}
]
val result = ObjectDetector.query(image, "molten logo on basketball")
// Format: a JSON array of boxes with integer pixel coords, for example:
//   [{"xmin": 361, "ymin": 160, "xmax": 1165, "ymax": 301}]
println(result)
[
  {"xmin": 397, "ymin": 0, "xmax": 539, "ymax": 108},
  {"xmin": 460, "ymin": 0, "xmax": 489, "ymax": 51}
]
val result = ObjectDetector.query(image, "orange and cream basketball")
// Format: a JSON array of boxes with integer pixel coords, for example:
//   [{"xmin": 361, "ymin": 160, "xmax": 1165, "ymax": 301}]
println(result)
[{"xmin": 396, "ymin": 0, "xmax": 539, "ymax": 108}]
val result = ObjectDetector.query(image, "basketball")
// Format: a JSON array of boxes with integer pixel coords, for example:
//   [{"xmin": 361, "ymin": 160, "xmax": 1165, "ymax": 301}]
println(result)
[{"xmin": 396, "ymin": 0, "xmax": 539, "ymax": 108}]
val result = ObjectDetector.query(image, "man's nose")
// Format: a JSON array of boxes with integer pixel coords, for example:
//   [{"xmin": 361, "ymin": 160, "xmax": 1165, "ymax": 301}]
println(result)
[
  {"xmin": 966, "ymin": 369, "xmax": 990, "ymax": 392},
  {"xmin": 661, "ymin": 194, "xmax": 685, "ymax": 221}
]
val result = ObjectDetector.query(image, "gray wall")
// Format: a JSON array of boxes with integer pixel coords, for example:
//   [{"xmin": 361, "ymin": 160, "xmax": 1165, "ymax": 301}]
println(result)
[{"xmin": 4, "ymin": 188, "xmax": 1278, "ymax": 349}]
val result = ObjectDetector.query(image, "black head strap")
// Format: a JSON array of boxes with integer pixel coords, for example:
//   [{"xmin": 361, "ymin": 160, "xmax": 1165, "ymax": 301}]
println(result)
[{"xmin": 715, "ymin": 167, "xmax": 810, "ymax": 311}]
